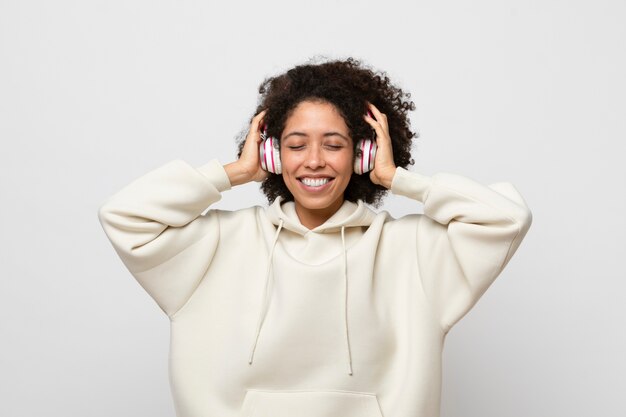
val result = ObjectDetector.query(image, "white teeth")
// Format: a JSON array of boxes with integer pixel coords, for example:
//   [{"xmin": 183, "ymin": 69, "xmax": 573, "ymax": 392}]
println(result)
[{"xmin": 300, "ymin": 177, "xmax": 330, "ymax": 187}]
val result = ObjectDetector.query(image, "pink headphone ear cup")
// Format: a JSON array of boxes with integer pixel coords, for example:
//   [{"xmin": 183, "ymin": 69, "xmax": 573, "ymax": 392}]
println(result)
[
  {"xmin": 259, "ymin": 134, "xmax": 267, "ymax": 171},
  {"xmin": 259, "ymin": 129, "xmax": 282, "ymax": 174},
  {"xmin": 354, "ymin": 138, "xmax": 377, "ymax": 174},
  {"xmin": 271, "ymin": 137, "xmax": 282, "ymax": 174}
]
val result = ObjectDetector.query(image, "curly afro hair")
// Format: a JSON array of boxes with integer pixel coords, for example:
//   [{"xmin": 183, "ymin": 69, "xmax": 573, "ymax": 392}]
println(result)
[{"xmin": 236, "ymin": 56, "xmax": 418, "ymax": 208}]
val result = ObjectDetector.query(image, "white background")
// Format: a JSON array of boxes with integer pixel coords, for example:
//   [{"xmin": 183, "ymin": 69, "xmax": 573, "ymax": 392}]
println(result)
[{"xmin": 1, "ymin": 1, "xmax": 624, "ymax": 416}]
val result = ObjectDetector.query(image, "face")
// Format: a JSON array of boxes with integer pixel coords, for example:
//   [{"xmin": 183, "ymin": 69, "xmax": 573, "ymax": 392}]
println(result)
[{"xmin": 280, "ymin": 100, "xmax": 354, "ymax": 219}]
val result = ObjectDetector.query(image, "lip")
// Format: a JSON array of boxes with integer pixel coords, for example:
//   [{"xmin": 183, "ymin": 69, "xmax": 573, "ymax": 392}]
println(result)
[{"xmin": 297, "ymin": 175, "xmax": 335, "ymax": 179}]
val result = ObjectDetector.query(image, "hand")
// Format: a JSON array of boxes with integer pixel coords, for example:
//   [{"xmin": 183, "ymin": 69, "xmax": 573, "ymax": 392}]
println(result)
[
  {"xmin": 225, "ymin": 109, "xmax": 270, "ymax": 185},
  {"xmin": 363, "ymin": 102, "xmax": 397, "ymax": 189}
]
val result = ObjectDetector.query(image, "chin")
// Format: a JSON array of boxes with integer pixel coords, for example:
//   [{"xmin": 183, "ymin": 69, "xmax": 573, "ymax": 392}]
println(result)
[
  {"xmin": 285, "ymin": 177, "xmax": 350, "ymax": 212},
  {"xmin": 297, "ymin": 198, "xmax": 339, "ymax": 210},
  {"xmin": 293, "ymin": 190, "xmax": 343, "ymax": 210}
]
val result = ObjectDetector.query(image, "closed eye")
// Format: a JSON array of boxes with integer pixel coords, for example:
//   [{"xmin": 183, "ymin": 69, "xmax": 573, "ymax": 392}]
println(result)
[{"xmin": 286, "ymin": 145, "xmax": 344, "ymax": 150}]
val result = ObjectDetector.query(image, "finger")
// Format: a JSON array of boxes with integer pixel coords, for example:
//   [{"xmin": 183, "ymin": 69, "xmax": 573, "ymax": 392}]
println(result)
[
  {"xmin": 254, "ymin": 108, "xmax": 268, "ymax": 119},
  {"xmin": 364, "ymin": 102, "xmax": 378, "ymax": 121},
  {"xmin": 247, "ymin": 123, "xmax": 266, "ymax": 147},
  {"xmin": 252, "ymin": 109, "xmax": 269, "ymax": 130},
  {"xmin": 363, "ymin": 113, "xmax": 380, "ymax": 132},
  {"xmin": 366, "ymin": 103, "xmax": 388, "ymax": 125},
  {"xmin": 365, "ymin": 106, "xmax": 386, "ymax": 125},
  {"xmin": 366, "ymin": 102, "xmax": 381, "ymax": 117},
  {"xmin": 363, "ymin": 113, "xmax": 388, "ymax": 134},
  {"xmin": 364, "ymin": 119, "xmax": 389, "ymax": 142},
  {"xmin": 247, "ymin": 129, "xmax": 264, "ymax": 148}
]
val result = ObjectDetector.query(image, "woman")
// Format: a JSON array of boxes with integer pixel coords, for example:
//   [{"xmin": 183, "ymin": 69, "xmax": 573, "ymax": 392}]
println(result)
[{"xmin": 98, "ymin": 57, "xmax": 532, "ymax": 417}]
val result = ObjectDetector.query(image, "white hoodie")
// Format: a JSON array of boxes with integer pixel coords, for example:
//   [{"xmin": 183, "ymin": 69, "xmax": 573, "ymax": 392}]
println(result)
[{"xmin": 98, "ymin": 158, "xmax": 532, "ymax": 417}]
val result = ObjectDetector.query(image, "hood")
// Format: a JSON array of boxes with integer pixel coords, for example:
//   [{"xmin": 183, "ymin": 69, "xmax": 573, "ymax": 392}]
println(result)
[
  {"xmin": 265, "ymin": 195, "xmax": 377, "ymax": 235},
  {"xmin": 247, "ymin": 196, "xmax": 377, "ymax": 376}
]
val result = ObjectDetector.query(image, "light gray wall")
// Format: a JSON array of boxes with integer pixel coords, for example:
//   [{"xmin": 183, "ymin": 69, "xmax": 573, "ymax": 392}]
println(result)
[{"xmin": 1, "ymin": 1, "xmax": 624, "ymax": 416}]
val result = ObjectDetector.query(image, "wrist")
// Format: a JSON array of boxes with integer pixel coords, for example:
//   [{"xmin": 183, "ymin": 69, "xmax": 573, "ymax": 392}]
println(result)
[
  {"xmin": 223, "ymin": 162, "xmax": 252, "ymax": 187},
  {"xmin": 381, "ymin": 167, "xmax": 397, "ymax": 189}
]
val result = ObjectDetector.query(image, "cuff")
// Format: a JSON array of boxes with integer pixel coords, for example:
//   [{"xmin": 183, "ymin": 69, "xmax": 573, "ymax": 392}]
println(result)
[
  {"xmin": 196, "ymin": 159, "xmax": 232, "ymax": 193},
  {"xmin": 390, "ymin": 166, "xmax": 434, "ymax": 203}
]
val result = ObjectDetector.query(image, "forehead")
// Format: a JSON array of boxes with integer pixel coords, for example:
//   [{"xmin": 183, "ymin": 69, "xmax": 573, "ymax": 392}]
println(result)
[{"xmin": 283, "ymin": 100, "xmax": 348, "ymax": 129}]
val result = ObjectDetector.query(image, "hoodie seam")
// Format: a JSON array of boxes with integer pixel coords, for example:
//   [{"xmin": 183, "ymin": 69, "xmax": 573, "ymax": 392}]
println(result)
[
  {"xmin": 415, "ymin": 214, "xmax": 447, "ymax": 336},
  {"xmin": 168, "ymin": 210, "xmax": 222, "ymax": 320},
  {"xmin": 421, "ymin": 177, "xmax": 522, "ymax": 334},
  {"xmin": 245, "ymin": 388, "xmax": 378, "ymax": 396},
  {"xmin": 271, "ymin": 198, "xmax": 374, "ymax": 236},
  {"xmin": 272, "ymin": 235, "xmax": 362, "ymax": 267},
  {"xmin": 427, "ymin": 177, "xmax": 520, "ymax": 226}
]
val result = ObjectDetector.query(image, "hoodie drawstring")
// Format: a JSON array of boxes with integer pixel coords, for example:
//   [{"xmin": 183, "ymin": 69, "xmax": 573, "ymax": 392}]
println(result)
[
  {"xmin": 341, "ymin": 225, "xmax": 353, "ymax": 375},
  {"xmin": 247, "ymin": 221, "xmax": 353, "ymax": 376},
  {"xmin": 248, "ymin": 219, "xmax": 284, "ymax": 366}
]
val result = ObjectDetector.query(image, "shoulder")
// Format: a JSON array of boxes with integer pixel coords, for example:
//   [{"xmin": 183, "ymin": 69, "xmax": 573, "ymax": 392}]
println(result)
[
  {"xmin": 371, "ymin": 210, "xmax": 423, "ymax": 252},
  {"xmin": 207, "ymin": 205, "xmax": 265, "ymax": 222},
  {"xmin": 203, "ymin": 205, "xmax": 270, "ymax": 240},
  {"xmin": 362, "ymin": 207, "xmax": 423, "ymax": 236}
]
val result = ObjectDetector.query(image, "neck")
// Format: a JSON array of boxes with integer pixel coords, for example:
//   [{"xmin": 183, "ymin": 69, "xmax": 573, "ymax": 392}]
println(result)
[{"xmin": 294, "ymin": 198, "xmax": 344, "ymax": 230}]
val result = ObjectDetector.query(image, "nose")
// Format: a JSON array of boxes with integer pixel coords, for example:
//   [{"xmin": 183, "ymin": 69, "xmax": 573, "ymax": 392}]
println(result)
[{"xmin": 304, "ymin": 144, "xmax": 326, "ymax": 169}]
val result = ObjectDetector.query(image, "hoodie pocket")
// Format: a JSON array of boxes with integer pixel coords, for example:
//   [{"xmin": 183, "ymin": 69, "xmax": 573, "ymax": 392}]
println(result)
[{"xmin": 239, "ymin": 389, "xmax": 384, "ymax": 417}]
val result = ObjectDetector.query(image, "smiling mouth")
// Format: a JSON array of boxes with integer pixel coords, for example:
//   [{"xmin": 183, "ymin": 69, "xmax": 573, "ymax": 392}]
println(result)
[{"xmin": 298, "ymin": 177, "xmax": 335, "ymax": 187}]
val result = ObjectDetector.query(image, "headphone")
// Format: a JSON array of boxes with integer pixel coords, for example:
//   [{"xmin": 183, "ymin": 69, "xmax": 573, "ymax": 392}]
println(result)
[{"xmin": 259, "ymin": 116, "xmax": 378, "ymax": 175}]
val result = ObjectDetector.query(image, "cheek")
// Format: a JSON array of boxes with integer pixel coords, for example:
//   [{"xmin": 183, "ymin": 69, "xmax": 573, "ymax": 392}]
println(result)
[
  {"xmin": 331, "ymin": 151, "xmax": 354, "ymax": 172},
  {"xmin": 280, "ymin": 152, "xmax": 299, "ymax": 171}
]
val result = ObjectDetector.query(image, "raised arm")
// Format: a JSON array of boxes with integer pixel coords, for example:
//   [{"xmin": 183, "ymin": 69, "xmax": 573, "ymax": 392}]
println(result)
[
  {"xmin": 364, "ymin": 101, "xmax": 532, "ymax": 332},
  {"xmin": 98, "ymin": 159, "xmax": 232, "ymax": 317},
  {"xmin": 98, "ymin": 109, "xmax": 270, "ymax": 317},
  {"xmin": 390, "ymin": 167, "xmax": 533, "ymax": 333}
]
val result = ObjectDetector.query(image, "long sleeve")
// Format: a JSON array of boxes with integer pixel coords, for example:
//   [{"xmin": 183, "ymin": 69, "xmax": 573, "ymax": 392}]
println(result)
[
  {"xmin": 97, "ymin": 158, "xmax": 232, "ymax": 318},
  {"xmin": 390, "ymin": 166, "xmax": 533, "ymax": 333}
]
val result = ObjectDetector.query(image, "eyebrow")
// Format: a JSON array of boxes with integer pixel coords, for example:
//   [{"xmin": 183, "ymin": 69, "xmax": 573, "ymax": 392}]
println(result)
[{"xmin": 282, "ymin": 131, "xmax": 350, "ymax": 142}]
